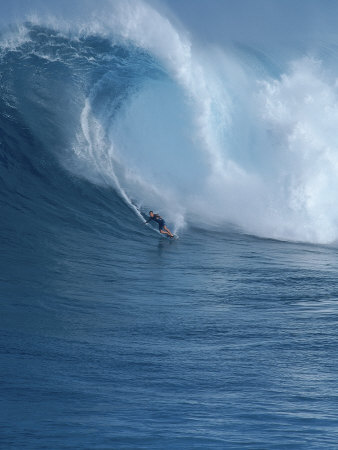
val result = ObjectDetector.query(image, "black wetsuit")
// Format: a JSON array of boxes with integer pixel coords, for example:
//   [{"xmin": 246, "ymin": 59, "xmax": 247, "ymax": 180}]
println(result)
[{"xmin": 146, "ymin": 214, "xmax": 165, "ymax": 231}]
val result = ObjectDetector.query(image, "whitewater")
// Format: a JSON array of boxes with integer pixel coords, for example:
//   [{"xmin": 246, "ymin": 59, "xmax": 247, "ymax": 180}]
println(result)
[
  {"xmin": 3, "ymin": 0, "xmax": 338, "ymax": 242},
  {"xmin": 2, "ymin": 0, "xmax": 338, "ymax": 448}
]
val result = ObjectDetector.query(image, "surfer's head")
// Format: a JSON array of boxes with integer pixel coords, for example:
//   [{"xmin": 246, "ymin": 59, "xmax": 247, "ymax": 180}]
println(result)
[{"xmin": 149, "ymin": 211, "xmax": 154, "ymax": 217}]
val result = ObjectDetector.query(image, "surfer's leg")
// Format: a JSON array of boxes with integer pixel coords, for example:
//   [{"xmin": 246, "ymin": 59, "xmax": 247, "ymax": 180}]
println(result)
[
  {"xmin": 159, "ymin": 220, "xmax": 173, "ymax": 237},
  {"xmin": 159, "ymin": 226, "xmax": 172, "ymax": 237},
  {"xmin": 160, "ymin": 229, "xmax": 170, "ymax": 236},
  {"xmin": 163, "ymin": 225, "xmax": 174, "ymax": 237}
]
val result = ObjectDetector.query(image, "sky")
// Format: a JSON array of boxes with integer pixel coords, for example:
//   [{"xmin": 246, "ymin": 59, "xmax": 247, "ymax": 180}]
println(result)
[{"xmin": 158, "ymin": 0, "xmax": 338, "ymax": 47}]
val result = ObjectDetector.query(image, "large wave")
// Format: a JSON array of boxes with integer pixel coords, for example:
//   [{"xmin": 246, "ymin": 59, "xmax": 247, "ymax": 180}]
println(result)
[{"xmin": 2, "ymin": 0, "xmax": 338, "ymax": 243}]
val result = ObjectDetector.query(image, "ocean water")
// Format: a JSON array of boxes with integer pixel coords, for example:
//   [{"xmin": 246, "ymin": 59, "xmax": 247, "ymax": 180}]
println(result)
[{"xmin": 2, "ymin": 1, "xmax": 338, "ymax": 448}]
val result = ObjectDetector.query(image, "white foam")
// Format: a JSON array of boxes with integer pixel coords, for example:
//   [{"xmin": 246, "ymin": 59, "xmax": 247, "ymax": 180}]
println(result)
[
  {"xmin": 71, "ymin": 3, "xmax": 338, "ymax": 242},
  {"xmin": 0, "ymin": 24, "xmax": 31, "ymax": 52}
]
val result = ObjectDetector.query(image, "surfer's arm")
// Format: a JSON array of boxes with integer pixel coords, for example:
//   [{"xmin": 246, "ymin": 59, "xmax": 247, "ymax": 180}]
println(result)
[{"xmin": 145, "ymin": 217, "xmax": 152, "ymax": 224}]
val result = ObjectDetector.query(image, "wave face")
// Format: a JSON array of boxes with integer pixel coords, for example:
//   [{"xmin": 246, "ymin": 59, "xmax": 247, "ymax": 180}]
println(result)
[{"xmin": 2, "ymin": 0, "xmax": 338, "ymax": 243}]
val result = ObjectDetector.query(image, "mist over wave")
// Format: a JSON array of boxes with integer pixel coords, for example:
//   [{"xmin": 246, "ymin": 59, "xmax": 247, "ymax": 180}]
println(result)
[{"xmin": 2, "ymin": 0, "xmax": 338, "ymax": 243}]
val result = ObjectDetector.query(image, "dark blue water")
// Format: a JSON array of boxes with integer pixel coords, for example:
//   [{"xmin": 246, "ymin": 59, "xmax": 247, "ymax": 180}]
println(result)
[
  {"xmin": 3, "ymin": 219, "xmax": 338, "ymax": 448},
  {"xmin": 2, "ymin": 23, "xmax": 338, "ymax": 449}
]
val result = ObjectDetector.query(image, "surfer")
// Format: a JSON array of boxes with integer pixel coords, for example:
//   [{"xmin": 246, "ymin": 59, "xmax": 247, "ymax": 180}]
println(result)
[{"xmin": 145, "ymin": 211, "xmax": 174, "ymax": 238}]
